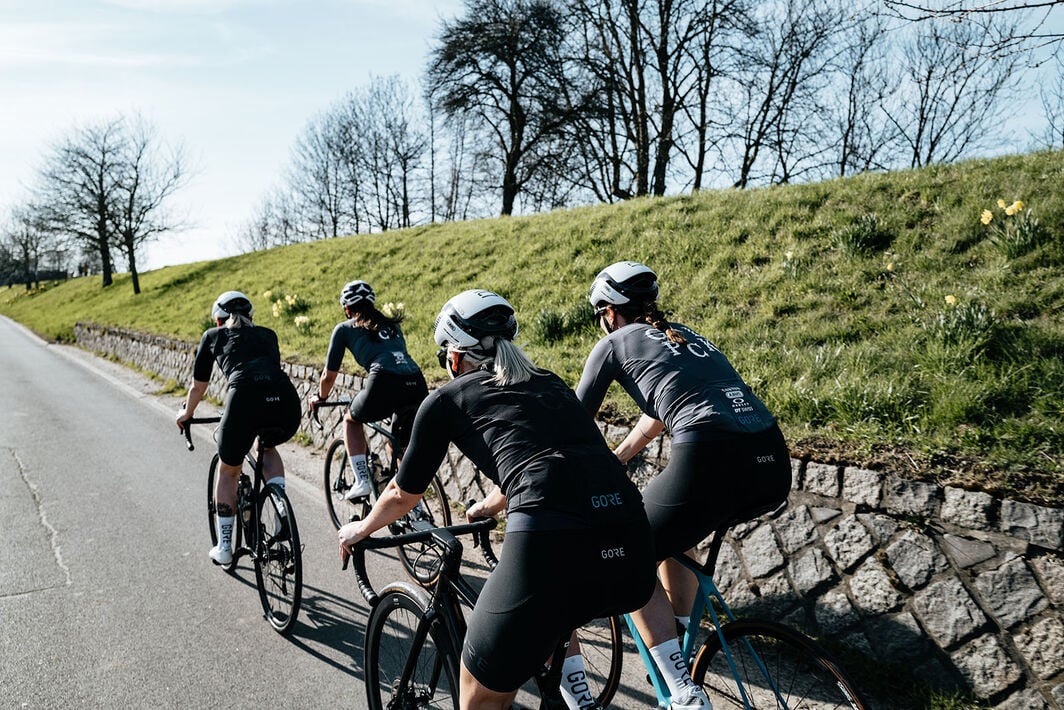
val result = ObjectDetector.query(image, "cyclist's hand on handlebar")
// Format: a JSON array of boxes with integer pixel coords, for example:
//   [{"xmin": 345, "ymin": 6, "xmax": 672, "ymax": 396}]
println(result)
[
  {"xmin": 337, "ymin": 520, "xmax": 365, "ymax": 561},
  {"xmin": 307, "ymin": 394, "xmax": 324, "ymax": 413},
  {"xmin": 176, "ymin": 408, "xmax": 192, "ymax": 432},
  {"xmin": 465, "ymin": 500, "xmax": 493, "ymax": 523}
]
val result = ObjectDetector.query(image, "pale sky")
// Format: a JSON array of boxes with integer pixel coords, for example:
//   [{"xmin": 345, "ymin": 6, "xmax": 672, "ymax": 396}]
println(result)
[{"xmin": 0, "ymin": 0, "xmax": 464, "ymax": 270}]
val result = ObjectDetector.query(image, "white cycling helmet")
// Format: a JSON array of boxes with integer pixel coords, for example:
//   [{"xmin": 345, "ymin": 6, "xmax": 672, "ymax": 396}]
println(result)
[
  {"xmin": 588, "ymin": 261, "xmax": 659, "ymax": 307},
  {"xmin": 433, "ymin": 289, "xmax": 519, "ymax": 350},
  {"xmin": 212, "ymin": 290, "xmax": 254, "ymax": 320},
  {"xmin": 340, "ymin": 280, "xmax": 375, "ymax": 308}
]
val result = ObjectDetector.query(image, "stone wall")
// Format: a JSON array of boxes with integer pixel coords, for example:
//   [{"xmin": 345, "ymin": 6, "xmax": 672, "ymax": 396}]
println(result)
[{"xmin": 75, "ymin": 322, "xmax": 1064, "ymax": 708}]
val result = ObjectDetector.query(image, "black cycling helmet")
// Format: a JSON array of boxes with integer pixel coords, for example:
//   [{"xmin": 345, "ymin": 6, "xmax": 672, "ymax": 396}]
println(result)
[
  {"xmin": 211, "ymin": 290, "xmax": 254, "ymax": 320},
  {"xmin": 588, "ymin": 261, "xmax": 659, "ymax": 308},
  {"xmin": 339, "ymin": 280, "xmax": 375, "ymax": 309},
  {"xmin": 433, "ymin": 289, "xmax": 519, "ymax": 350}
]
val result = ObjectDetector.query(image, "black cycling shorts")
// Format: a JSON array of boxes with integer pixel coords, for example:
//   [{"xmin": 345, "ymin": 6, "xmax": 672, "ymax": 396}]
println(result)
[
  {"xmin": 217, "ymin": 379, "xmax": 301, "ymax": 466},
  {"xmin": 348, "ymin": 370, "xmax": 428, "ymax": 448},
  {"xmin": 642, "ymin": 424, "xmax": 792, "ymax": 561},
  {"xmin": 462, "ymin": 521, "xmax": 656, "ymax": 692}
]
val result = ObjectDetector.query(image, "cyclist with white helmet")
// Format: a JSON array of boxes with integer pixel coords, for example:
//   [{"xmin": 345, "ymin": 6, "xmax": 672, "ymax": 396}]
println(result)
[
  {"xmin": 176, "ymin": 291, "xmax": 301, "ymax": 565},
  {"xmin": 577, "ymin": 262, "xmax": 792, "ymax": 710},
  {"xmin": 338, "ymin": 289, "xmax": 656, "ymax": 710},
  {"xmin": 308, "ymin": 280, "xmax": 427, "ymax": 499}
]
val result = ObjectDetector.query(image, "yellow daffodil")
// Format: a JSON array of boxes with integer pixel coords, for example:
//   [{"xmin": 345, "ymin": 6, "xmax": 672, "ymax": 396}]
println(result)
[
  {"xmin": 1011, "ymin": 200, "xmax": 1024, "ymax": 212},
  {"xmin": 980, "ymin": 210, "xmax": 993, "ymax": 225},
  {"xmin": 945, "ymin": 295, "xmax": 957, "ymax": 306},
  {"xmin": 886, "ymin": 262, "xmax": 895, "ymax": 272},
  {"xmin": 997, "ymin": 199, "xmax": 1007, "ymax": 209},
  {"xmin": 263, "ymin": 290, "xmax": 273, "ymax": 299}
]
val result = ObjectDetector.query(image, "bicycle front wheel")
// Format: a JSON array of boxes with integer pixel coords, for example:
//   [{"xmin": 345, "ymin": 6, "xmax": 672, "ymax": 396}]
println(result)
[
  {"xmin": 397, "ymin": 474, "xmax": 454, "ymax": 586},
  {"xmin": 206, "ymin": 454, "xmax": 242, "ymax": 571},
  {"xmin": 690, "ymin": 619, "xmax": 867, "ymax": 709},
  {"xmin": 365, "ymin": 582, "xmax": 461, "ymax": 710},
  {"xmin": 576, "ymin": 615, "xmax": 624, "ymax": 708},
  {"xmin": 254, "ymin": 485, "xmax": 303, "ymax": 634},
  {"xmin": 323, "ymin": 439, "xmax": 373, "ymax": 529}
]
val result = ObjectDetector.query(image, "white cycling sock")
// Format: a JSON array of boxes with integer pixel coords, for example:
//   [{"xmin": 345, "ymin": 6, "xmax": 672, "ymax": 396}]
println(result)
[
  {"xmin": 649, "ymin": 638, "xmax": 694, "ymax": 699},
  {"xmin": 350, "ymin": 454, "xmax": 370, "ymax": 484},
  {"xmin": 559, "ymin": 654, "xmax": 595, "ymax": 710},
  {"xmin": 216, "ymin": 515, "xmax": 235, "ymax": 550}
]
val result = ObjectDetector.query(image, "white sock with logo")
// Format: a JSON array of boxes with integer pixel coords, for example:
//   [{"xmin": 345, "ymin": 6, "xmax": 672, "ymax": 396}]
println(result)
[
  {"xmin": 216, "ymin": 515, "xmax": 235, "ymax": 551},
  {"xmin": 350, "ymin": 454, "xmax": 369, "ymax": 485},
  {"xmin": 649, "ymin": 638, "xmax": 694, "ymax": 699},
  {"xmin": 559, "ymin": 654, "xmax": 594, "ymax": 710}
]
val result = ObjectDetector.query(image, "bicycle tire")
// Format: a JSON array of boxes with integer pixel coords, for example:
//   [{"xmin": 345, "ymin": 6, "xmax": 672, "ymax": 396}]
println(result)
[
  {"xmin": 690, "ymin": 619, "xmax": 868, "ymax": 709},
  {"xmin": 323, "ymin": 438, "xmax": 373, "ymax": 529},
  {"xmin": 206, "ymin": 453, "xmax": 242, "ymax": 571},
  {"xmin": 396, "ymin": 474, "xmax": 454, "ymax": 586},
  {"xmin": 253, "ymin": 484, "xmax": 303, "ymax": 635},
  {"xmin": 575, "ymin": 615, "xmax": 624, "ymax": 708},
  {"xmin": 365, "ymin": 581, "xmax": 461, "ymax": 710}
]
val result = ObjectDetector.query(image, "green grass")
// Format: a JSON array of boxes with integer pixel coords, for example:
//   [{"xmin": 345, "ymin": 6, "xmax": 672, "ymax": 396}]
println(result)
[{"xmin": 4, "ymin": 150, "xmax": 1063, "ymax": 506}]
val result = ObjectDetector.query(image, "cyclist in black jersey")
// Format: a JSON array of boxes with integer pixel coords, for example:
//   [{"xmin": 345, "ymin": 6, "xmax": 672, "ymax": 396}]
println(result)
[
  {"xmin": 307, "ymin": 280, "xmax": 428, "ymax": 500},
  {"xmin": 577, "ymin": 261, "xmax": 792, "ymax": 710},
  {"xmin": 338, "ymin": 289, "xmax": 656, "ymax": 710},
  {"xmin": 176, "ymin": 291, "xmax": 301, "ymax": 566}
]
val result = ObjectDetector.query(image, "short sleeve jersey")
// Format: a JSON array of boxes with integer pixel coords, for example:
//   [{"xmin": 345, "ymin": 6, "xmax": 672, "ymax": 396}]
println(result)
[
  {"xmin": 576, "ymin": 322, "xmax": 776, "ymax": 439},
  {"xmin": 395, "ymin": 369, "xmax": 643, "ymax": 527},
  {"xmin": 325, "ymin": 321, "xmax": 420, "ymax": 376},
  {"xmin": 193, "ymin": 325, "xmax": 287, "ymax": 388}
]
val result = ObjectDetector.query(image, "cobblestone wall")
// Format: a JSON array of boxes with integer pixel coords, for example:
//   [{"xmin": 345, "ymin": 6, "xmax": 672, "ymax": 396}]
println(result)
[{"xmin": 75, "ymin": 322, "xmax": 1064, "ymax": 708}]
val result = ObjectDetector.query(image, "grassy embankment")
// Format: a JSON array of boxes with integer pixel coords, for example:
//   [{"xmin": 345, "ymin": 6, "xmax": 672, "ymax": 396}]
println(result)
[{"xmin": 3, "ymin": 150, "xmax": 1062, "ymax": 506}]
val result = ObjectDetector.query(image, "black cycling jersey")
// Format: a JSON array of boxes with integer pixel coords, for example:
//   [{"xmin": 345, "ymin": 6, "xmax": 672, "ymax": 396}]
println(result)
[
  {"xmin": 576, "ymin": 322, "xmax": 776, "ymax": 441},
  {"xmin": 395, "ymin": 368, "xmax": 646, "ymax": 530},
  {"xmin": 325, "ymin": 320, "xmax": 420, "ymax": 376},
  {"xmin": 193, "ymin": 325, "xmax": 288, "ymax": 387}
]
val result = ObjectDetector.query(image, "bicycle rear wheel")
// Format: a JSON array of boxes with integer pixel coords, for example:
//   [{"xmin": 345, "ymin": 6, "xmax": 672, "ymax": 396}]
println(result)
[
  {"xmin": 254, "ymin": 484, "xmax": 303, "ymax": 634},
  {"xmin": 576, "ymin": 615, "xmax": 624, "ymax": 707},
  {"xmin": 323, "ymin": 439, "xmax": 373, "ymax": 529},
  {"xmin": 365, "ymin": 582, "xmax": 461, "ymax": 710},
  {"xmin": 206, "ymin": 454, "xmax": 242, "ymax": 571},
  {"xmin": 396, "ymin": 475, "xmax": 453, "ymax": 586},
  {"xmin": 690, "ymin": 619, "xmax": 867, "ymax": 709}
]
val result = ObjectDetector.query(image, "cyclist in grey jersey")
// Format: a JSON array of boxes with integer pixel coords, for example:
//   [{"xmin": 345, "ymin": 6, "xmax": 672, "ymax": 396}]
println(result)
[
  {"xmin": 577, "ymin": 320, "xmax": 777, "ymax": 441},
  {"xmin": 309, "ymin": 280, "xmax": 428, "ymax": 499},
  {"xmin": 577, "ymin": 261, "xmax": 791, "ymax": 710}
]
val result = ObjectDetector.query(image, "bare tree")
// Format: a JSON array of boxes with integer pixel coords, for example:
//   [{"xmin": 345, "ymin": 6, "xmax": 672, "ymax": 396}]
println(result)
[
  {"xmin": 2, "ymin": 203, "xmax": 54, "ymax": 290},
  {"xmin": 428, "ymin": 0, "xmax": 572, "ymax": 216},
  {"xmin": 233, "ymin": 186, "xmax": 303, "ymax": 253},
  {"xmin": 37, "ymin": 118, "xmax": 125, "ymax": 286},
  {"xmin": 888, "ymin": 15, "xmax": 1024, "ymax": 167},
  {"xmin": 1039, "ymin": 54, "xmax": 1064, "ymax": 148},
  {"xmin": 883, "ymin": 0, "xmax": 1064, "ymax": 55},
  {"xmin": 109, "ymin": 117, "xmax": 188, "ymax": 294},
  {"xmin": 287, "ymin": 106, "xmax": 359, "ymax": 240},
  {"xmin": 724, "ymin": 0, "xmax": 846, "ymax": 188}
]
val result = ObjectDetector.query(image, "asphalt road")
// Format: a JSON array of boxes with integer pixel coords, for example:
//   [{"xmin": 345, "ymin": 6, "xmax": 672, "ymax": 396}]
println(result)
[{"xmin": 0, "ymin": 316, "xmax": 658, "ymax": 709}]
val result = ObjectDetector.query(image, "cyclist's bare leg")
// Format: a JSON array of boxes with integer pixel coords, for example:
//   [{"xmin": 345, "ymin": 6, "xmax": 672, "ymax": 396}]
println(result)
[
  {"xmin": 627, "ymin": 581, "xmax": 680, "ymax": 648},
  {"xmin": 459, "ymin": 662, "xmax": 519, "ymax": 710},
  {"xmin": 261, "ymin": 445, "xmax": 285, "ymax": 483},
  {"xmin": 215, "ymin": 460, "xmax": 241, "ymax": 513},
  {"xmin": 659, "ymin": 557, "xmax": 698, "ymax": 623},
  {"xmin": 343, "ymin": 413, "xmax": 368, "ymax": 457}
]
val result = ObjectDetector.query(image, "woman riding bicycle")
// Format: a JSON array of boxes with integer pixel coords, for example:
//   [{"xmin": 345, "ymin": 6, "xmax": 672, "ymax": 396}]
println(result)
[
  {"xmin": 176, "ymin": 290, "xmax": 301, "ymax": 566},
  {"xmin": 577, "ymin": 261, "xmax": 792, "ymax": 710},
  {"xmin": 338, "ymin": 289, "xmax": 656, "ymax": 710},
  {"xmin": 308, "ymin": 280, "xmax": 428, "ymax": 500}
]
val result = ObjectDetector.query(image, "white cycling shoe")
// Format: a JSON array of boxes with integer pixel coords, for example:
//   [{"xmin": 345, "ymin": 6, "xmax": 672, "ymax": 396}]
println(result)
[
  {"xmin": 345, "ymin": 477, "xmax": 372, "ymax": 500},
  {"xmin": 209, "ymin": 545, "xmax": 234, "ymax": 566},
  {"xmin": 670, "ymin": 686, "xmax": 711, "ymax": 710}
]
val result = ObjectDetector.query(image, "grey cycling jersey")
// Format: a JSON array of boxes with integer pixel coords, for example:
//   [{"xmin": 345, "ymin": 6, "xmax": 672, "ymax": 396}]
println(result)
[
  {"xmin": 576, "ymin": 322, "xmax": 776, "ymax": 440},
  {"xmin": 325, "ymin": 320, "xmax": 420, "ymax": 376}
]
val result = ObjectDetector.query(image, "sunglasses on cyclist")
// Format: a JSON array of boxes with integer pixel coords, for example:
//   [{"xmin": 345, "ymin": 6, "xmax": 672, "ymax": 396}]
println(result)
[
  {"xmin": 593, "ymin": 306, "xmax": 609, "ymax": 320},
  {"xmin": 436, "ymin": 348, "xmax": 448, "ymax": 369}
]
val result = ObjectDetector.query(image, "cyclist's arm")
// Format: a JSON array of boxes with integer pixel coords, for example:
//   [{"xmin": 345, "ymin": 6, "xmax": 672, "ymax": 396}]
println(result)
[
  {"xmin": 466, "ymin": 487, "xmax": 506, "ymax": 521},
  {"xmin": 176, "ymin": 379, "xmax": 209, "ymax": 429},
  {"xmin": 575, "ymin": 337, "xmax": 617, "ymax": 416},
  {"xmin": 338, "ymin": 479, "xmax": 420, "ymax": 549},
  {"xmin": 612, "ymin": 414, "xmax": 664, "ymax": 464},
  {"xmin": 316, "ymin": 369, "xmax": 338, "ymax": 400}
]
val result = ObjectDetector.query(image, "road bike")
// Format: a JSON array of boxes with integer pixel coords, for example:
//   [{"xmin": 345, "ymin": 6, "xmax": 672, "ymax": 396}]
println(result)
[
  {"xmin": 183, "ymin": 416, "xmax": 303, "ymax": 635},
  {"xmin": 310, "ymin": 399, "xmax": 453, "ymax": 585},
  {"xmin": 594, "ymin": 510, "xmax": 870, "ymax": 709},
  {"xmin": 347, "ymin": 516, "xmax": 621, "ymax": 709}
]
